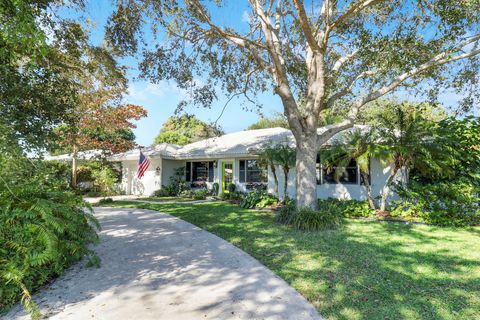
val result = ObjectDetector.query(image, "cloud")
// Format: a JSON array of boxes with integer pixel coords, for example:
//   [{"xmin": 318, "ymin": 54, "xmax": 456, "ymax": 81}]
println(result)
[
  {"xmin": 126, "ymin": 81, "xmax": 182, "ymax": 102},
  {"xmin": 242, "ymin": 10, "xmax": 250, "ymax": 23}
]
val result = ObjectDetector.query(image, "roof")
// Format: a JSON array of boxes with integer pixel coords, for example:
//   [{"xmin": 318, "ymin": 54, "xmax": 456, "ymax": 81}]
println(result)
[
  {"xmin": 107, "ymin": 125, "xmax": 371, "ymax": 161},
  {"xmin": 44, "ymin": 149, "xmax": 105, "ymax": 161}
]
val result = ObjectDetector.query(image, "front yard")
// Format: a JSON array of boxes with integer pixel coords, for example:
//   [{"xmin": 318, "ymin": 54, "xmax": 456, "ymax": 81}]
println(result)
[{"xmin": 109, "ymin": 201, "xmax": 480, "ymax": 320}]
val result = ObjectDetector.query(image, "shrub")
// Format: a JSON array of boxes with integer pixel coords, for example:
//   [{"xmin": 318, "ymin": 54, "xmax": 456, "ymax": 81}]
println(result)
[
  {"xmin": 318, "ymin": 199, "xmax": 375, "ymax": 218},
  {"xmin": 276, "ymin": 201, "xmax": 344, "ymax": 231},
  {"xmin": 212, "ymin": 182, "xmax": 219, "ymax": 196},
  {"xmin": 153, "ymin": 188, "xmax": 172, "ymax": 197},
  {"xmin": 292, "ymin": 207, "xmax": 344, "ymax": 231},
  {"xmin": 220, "ymin": 191, "xmax": 244, "ymax": 201},
  {"xmin": 193, "ymin": 189, "xmax": 209, "ymax": 200},
  {"xmin": 241, "ymin": 190, "xmax": 279, "ymax": 209},
  {"xmin": 393, "ymin": 180, "xmax": 480, "ymax": 226},
  {"xmin": 0, "ymin": 153, "xmax": 100, "ymax": 315},
  {"xmin": 227, "ymin": 183, "xmax": 236, "ymax": 193},
  {"xmin": 98, "ymin": 197, "xmax": 114, "ymax": 204},
  {"xmin": 275, "ymin": 201, "xmax": 297, "ymax": 225}
]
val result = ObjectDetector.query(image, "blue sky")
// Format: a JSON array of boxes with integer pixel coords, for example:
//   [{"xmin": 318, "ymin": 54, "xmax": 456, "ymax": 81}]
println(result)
[{"xmin": 64, "ymin": 1, "xmax": 472, "ymax": 147}]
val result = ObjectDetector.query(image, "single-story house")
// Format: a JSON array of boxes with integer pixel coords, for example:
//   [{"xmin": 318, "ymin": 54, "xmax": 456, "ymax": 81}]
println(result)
[{"xmin": 108, "ymin": 126, "xmax": 405, "ymax": 202}]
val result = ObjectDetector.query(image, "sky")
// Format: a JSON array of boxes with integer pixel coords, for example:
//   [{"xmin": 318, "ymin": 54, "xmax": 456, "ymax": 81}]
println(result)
[
  {"xmin": 61, "ymin": 1, "xmax": 474, "ymax": 147},
  {"xmin": 61, "ymin": 1, "xmax": 283, "ymax": 147}
]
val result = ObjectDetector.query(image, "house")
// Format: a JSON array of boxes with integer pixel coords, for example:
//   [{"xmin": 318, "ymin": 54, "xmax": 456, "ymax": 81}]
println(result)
[{"xmin": 108, "ymin": 126, "xmax": 405, "ymax": 202}]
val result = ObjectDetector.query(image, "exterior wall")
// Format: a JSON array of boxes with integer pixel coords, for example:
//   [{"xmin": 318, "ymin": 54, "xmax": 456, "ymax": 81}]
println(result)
[
  {"xmin": 268, "ymin": 158, "xmax": 405, "ymax": 205},
  {"xmin": 120, "ymin": 155, "xmax": 405, "ymax": 203},
  {"xmin": 119, "ymin": 158, "xmax": 162, "ymax": 196}
]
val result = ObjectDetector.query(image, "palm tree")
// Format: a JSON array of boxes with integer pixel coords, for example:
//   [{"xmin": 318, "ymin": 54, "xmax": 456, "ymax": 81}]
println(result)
[
  {"xmin": 255, "ymin": 142, "xmax": 279, "ymax": 197},
  {"xmin": 273, "ymin": 142, "xmax": 296, "ymax": 202},
  {"xmin": 375, "ymin": 104, "xmax": 451, "ymax": 211},
  {"xmin": 322, "ymin": 129, "xmax": 378, "ymax": 209}
]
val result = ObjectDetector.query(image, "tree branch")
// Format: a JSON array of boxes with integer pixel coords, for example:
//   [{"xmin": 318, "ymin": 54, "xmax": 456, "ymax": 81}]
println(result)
[{"xmin": 292, "ymin": 0, "xmax": 322, "ymax": 53}]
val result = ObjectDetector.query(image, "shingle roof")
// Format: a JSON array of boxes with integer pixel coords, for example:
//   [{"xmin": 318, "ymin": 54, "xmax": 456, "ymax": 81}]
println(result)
[{"xmin": 107, "ymin": 125, "xmax": 371, "ymax": 161}]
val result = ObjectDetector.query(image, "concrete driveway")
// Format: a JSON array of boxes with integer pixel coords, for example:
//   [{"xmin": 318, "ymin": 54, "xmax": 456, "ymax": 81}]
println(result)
[{"xmin": 6, "ymin": 207, "xmax": 321, "ymax": 320}]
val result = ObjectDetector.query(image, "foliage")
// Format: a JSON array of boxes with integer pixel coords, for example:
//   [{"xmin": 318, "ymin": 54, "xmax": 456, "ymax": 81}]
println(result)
[
  {"xmin": 153, "ymin": 188, "xmax": 172, "ymax": 198},
  {"xmin": 317, "ymin": 199, "xmax": 375, "ymax": 218},
  {"xmin": 153, "ymin": 114, "xmax": 224, "ymax": 146},
  {"xmin": 0, "ymin": 137, "xmax": 100, "ymax": 315},
  {"xmin": 392, "ymin": 181, "xmax": 480, "ymax": 226},
  {"xmin": 227, "ymin": 183, "xmax": 236, "ymax": 193},
  {"xmin": 247, "ymin": 113, "xmax": 289, "ymax": 130},
  {"xmin": 91, "ymin": 166, "xmax": 119, "ymax": 196},
  {"xmin": 212, "ymin": 182, "xmax": 219, "ymax": 196},
  {"xmin": 273, "ymin": 142, "xmax": 296, "ymax": 200},
  {"xmin": 276, "ymin": 199, "xmax": 344, "ymax": 231},
  {"xmin": 193, "ymin": 189, "xmax": 209, "ymax": 200},
  {"xmin": 161, "ymin": 167, "xmax": 190, "ymax": 196},
  {"xmin": 219, "ymin": 191, "xmax": 244, "ymax": 201},
  {"xmin": 98, "ymin": 197, "xmax": 114, "ymax": 205},
  {"xmin": 240, "ymin": 190, "xmax": 279, "ymax": 209},
  {"xmin": 75, "ymin": 162, "xmax": 121, "ymax": 195},
  {"xmin": 357, "ymin": 100, "xmax": 448, "ymax": 127}
]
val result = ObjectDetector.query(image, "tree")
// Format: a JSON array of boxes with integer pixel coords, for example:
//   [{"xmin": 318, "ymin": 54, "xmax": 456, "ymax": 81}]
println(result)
[
  {"xmin": 373, "ymin": 103, "xmax": 452, "ymax": 211},
  {"xmin": 274, "ymin": 143, "xmax": 296, "ymax": 201},
  {"xmin": 154, "ymin": 114, "xmax": 224, "ymax": 145},
  {"xmin": 106, "ymin": 0, "xmax": 480, "ymax": 209},
  {"xmin": 255, "ymin": 142, "xmax": 280, "ymax": 197},
  {"xmin": 247, "ymin": 113, "xmax": 289, "ymax": 130},
  {"xmin": 323, "ymin": 129, "xmax": 378, "ymax": 209},
  {"xmin": 44, "ymin": 22, "xmax": 147, "ymax": 188}
]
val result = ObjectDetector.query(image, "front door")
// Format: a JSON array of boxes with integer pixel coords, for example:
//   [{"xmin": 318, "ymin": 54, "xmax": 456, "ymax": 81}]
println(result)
[{"xmin": 222, "ymin": 161, "xmax": 234, "ymax": 193}]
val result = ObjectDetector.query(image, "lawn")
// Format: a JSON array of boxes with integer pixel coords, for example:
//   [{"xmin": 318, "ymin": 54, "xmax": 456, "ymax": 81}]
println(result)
[
  {"xmin": 134, "ymin": 196, "xmax": 194, "ymax": 202},
  {"xmin": 108, "ymin": 201, "xmax": 480, "ymax": 320}
]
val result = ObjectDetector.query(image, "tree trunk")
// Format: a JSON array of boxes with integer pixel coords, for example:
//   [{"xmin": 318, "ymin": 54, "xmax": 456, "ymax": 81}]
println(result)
[
  {"xmin": 271, "ymin": 164, "xmax": 279, "ymax": 198},
  {"xmin": 361, "ymin": 172, "xmax": 376, "ymax": 210},
  {"xmin": 295, "ymin": 134, "xmax": 318, "ymax": 209},
  {"xmin": 282, "ymin": 166, "xmax": 289, "ymax": 202},
  {"xmin": 380, "ymin": 166, "xmax": 399, "ymax": 212},
  {"xmin": 71, "ymin": 144, "xmax": 78, "ymax": 189}
]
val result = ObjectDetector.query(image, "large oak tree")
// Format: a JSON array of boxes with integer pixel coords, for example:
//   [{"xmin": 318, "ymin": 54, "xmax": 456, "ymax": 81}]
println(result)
[{"xmin": 106, "ymin": 0, "xmax": 480, "ymax": 208}]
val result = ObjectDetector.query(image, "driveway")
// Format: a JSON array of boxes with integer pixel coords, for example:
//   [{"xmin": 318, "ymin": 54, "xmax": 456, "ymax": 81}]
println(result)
[{"xmin": 5, "ymin": 207, "xmax": 321, "ymax": 320}]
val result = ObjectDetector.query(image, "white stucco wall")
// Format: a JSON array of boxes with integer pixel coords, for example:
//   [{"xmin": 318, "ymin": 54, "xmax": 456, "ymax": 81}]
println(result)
[
  {"xmin": 268, "ymin": 158, "xmax": 405, "ymax": 205},
  {"xmin": 119, "ymin": 158, "xmax": 162, "ymax": 196}
]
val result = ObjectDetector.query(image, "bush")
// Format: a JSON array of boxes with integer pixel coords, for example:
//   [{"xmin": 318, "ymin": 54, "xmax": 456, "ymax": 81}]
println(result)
[
  {"xmin": 98, "ymin": 197, "xmax": 114, "ymax": 204},
  {"xmin": 0, "ymin": 149, "xmax": 100, "ymax": 315},
  {"xmin": 276, "ymin": 201, "xmax": 344, "ymax": 231},
  {"xmin": 212, "ymin": 182, "xmax": 219, "ymax": 196},
  {"xmin": 227, "ymin": 183, "xmax": 236, "ymax": 193},
  {"xmin": 318, "ymin": 199, "xmax": 375, "ymax": 218},
  {"xmin": 219, "ymin": 191, "xmax": 244, "ymax": 201},
  {"xmin": 152, "ymin": 188, "xmax": 172, "ymax": 197},
  {"xmin": 241, "ymin": 190, "xmax": 279, "ymax": 209},
  {"xmin": 393, "ymin": 180, "xmax": 480, "ymax": 226},
  {"xmin": 275, "ymin": 201, "xmax": 297, "ymax": 225},
  {"xmin": 193, "ymin": 189, "xmax": 209, "ymax": 200}
]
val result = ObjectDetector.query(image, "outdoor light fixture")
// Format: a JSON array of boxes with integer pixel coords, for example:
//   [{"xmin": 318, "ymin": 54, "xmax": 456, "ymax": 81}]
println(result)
[
  {"xmin": 213, "ymin": 160, "xmax": 218, "ymax": 168},
  {"xmin": 155, "ymin": 166, "xmax": 161, "ymax": 174}
]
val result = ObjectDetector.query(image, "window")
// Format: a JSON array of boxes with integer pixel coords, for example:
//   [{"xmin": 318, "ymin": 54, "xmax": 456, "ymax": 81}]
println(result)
[
  {"xmin": 239, "ymin": 159, "xmax": 267, "ymax": 185},
  {"xmin": 185, "ymin": 162, "xmax": 191, "ymax": 182},
  {"xmin": 316, "ymin": 155, "xmax": 365, "ymax": 185},
  {"xmin": 186, "ymin": 161, "xmax": 214, "ymax": 185}
]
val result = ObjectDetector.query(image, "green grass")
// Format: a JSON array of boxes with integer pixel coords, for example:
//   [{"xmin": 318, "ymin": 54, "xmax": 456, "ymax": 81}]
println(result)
[
  {"xmin": 135, "ymin": 196, "xmax": 194, "ymax": 202},
  {"xmin": 108, "ymin": 201, "xmax": 480, "ymax": 320}
]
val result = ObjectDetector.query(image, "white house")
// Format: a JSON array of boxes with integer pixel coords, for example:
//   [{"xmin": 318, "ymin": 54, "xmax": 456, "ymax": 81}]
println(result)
[{"xmin": 108, "ymin": 126, "xmax": 405, "ymax": 202}]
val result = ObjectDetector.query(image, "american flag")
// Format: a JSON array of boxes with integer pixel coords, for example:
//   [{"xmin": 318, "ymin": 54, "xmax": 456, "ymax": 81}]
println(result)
[{"xmin": 137, "ymin": 151, "xmax": 150, "ymax": 179}]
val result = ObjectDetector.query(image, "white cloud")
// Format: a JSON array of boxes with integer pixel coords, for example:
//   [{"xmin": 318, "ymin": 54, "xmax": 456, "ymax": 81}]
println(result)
[
  {"xmin": 126, "ymin": 81, "xmax": 183, "ymax": 102},
  {"xmin": 242, "ymin": 10, "xmax": 251, "ymax": 23}
]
